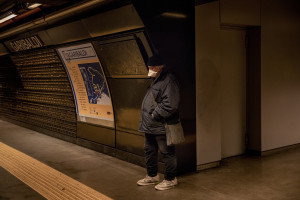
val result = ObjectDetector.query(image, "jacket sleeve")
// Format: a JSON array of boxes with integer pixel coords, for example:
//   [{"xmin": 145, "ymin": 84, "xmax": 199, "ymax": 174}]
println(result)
[{"xmin": 152, "ymin": 79, "xmax": 180, "ymax": 120}]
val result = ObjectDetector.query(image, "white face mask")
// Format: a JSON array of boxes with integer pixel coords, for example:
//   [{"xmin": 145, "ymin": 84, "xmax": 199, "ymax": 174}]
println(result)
[{"xmin": 148, "ymin": 69, "xmax": 158, "ymax": 77}]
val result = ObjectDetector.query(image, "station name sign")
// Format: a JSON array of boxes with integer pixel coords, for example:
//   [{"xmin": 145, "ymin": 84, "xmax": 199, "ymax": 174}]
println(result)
[
  {"xmin": 9, "ymin": 35, "xmax": 44, "ymax": 52},
  {"xmin": 61, "ymin": 46, "xmax": 96, "ymax": 61}
]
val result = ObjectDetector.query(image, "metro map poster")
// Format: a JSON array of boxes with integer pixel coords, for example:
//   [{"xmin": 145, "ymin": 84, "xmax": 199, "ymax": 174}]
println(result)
[{"xmin": 57, "ymin": 43, "xmax": 114, "ymax": 128}]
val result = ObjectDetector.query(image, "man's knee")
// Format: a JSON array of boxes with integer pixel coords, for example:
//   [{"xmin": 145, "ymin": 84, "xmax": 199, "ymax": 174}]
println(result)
[
  {"xmin": 144, "ymin": 143, "xmax": 157, "ymax": 155},
  {"xmin": 160, "ymin": 147, "xmax": 176, "ymax": 159}
]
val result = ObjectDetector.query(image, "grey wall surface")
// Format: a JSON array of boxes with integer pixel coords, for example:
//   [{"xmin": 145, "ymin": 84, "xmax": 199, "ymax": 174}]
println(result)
[
  {"xmin": 220, "ymin": 0, "xmax": 260, "ymax": 26},
  {"xmin": 196, "ymin": 2, "xmax": 222, "ymax": 165},
  {"xmin": 220, "ymin": 29, "xmax": 246, "ymax": 158},
  {"xmin": 261, "ymin": 0, "xmax": 300, "ymax": 151},
  {"xmin": 196, "ymin": 1, "xmax": 247, "ymax": 165},
  {"xmin": 196, "ymin": 0, "xmax": 300, "ymax": 166}
]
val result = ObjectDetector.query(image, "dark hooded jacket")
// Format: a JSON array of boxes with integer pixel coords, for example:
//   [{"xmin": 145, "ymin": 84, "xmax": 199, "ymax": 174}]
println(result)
[{"xmin": 138, "ymin": 70, "xmax": 180, "ymax": 134}]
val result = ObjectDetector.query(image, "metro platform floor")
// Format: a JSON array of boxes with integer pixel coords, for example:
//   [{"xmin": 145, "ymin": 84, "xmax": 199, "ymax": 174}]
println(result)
[{"xmin": 0, "ymin": 120, "xmax": 299, "ymax": 200}]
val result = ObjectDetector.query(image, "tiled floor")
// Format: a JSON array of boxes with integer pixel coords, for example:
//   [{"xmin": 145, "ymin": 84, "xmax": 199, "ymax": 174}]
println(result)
[{"xmin": 0, "ymin": 120, "xmax": 299, "ymax": 200}]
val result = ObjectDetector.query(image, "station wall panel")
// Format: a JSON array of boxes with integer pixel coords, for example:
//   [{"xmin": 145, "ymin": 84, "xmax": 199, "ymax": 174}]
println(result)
[
  {"xmin": 0, "ymin": 48, "xmax": 77, "ymax": 137},
  {"xmin": 92, "ymin": 33, "xmax": 151, "ymax": 155},
  {"xmin": 77, "ymin": 122, "xmax": 115, "ymax": 147},
  {"xmin": 107, "ymin": 78, "xmax": 150, "ymax": 134}
]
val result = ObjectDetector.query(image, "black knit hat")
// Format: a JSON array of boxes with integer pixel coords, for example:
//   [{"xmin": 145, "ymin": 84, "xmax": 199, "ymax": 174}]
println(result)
[{"xmin": 147, "ymin": 55, "xmax": 165, "ymax": 66}]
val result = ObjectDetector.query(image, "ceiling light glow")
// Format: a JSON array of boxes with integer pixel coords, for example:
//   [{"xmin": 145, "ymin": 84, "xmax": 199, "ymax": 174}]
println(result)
[
  {"xmin": 161, "ymin": 12, "xmax": 187, "ymax": 19},
  {"xmin": 28, "ymin": 3, "xmax": 42, "ymax": 9},
  {"xmin": 0, "ymin": 12, "xmax": 17, "ymax": 24}
]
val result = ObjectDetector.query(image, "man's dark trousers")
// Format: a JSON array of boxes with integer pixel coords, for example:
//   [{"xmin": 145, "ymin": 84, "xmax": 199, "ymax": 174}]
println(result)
[{"xmin": 144, "ymin": 133, "xmax": 177, "ymax": 181}]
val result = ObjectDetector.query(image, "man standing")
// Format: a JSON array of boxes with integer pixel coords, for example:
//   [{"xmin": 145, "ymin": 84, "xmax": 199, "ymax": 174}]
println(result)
[{"xmin": 137, "ymin": 54, "xmax": 180, "ymax": 191}]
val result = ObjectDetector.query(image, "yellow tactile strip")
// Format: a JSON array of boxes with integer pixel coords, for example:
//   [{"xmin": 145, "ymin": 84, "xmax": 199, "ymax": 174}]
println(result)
[{"xmin": 0, "ymin": 142, "xmax": 112, "ymax": 200}]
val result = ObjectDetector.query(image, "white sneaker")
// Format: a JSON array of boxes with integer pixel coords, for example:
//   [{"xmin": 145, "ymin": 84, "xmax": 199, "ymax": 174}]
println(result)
[
  {"xmin": 155, "ymin": 178, "xmax": 178, "ymax": 191},
  {"xmin": 137, "ymin": 175, "xmax": 160, "ymax": 186}
]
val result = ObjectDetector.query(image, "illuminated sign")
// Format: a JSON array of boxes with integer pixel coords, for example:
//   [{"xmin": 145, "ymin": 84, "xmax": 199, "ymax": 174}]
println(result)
[{"xmin": 9, "ymin": 35, "xmax": 44, "ymax": 52}]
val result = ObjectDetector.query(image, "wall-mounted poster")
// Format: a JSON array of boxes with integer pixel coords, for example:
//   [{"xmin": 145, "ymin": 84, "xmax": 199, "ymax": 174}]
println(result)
[{"xmin": 57, "ymin": 43, "xmax": 114, "ymax": 128}]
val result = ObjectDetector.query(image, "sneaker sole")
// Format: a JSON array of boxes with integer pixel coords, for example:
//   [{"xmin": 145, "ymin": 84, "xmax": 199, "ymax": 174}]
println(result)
[
  {"xmin": 155, "ymin": 184, "xmax": 177, "ymax": 191},
  {"xmin": 137, "ymin": 182, "xmax": 159, "ymax": 186}
]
